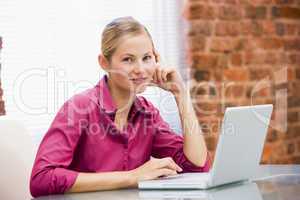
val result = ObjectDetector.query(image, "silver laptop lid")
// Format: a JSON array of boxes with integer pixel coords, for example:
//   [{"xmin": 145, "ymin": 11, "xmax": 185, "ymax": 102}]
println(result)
[{"xmin": 210, "ymin": 104, "xmax": 273, "ymax": 186}]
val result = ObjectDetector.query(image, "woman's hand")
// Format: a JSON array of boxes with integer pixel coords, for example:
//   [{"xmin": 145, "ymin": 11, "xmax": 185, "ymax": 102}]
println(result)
[
  {"xmin": 151, "ymin": 50, "xmax": 186, "ymax": 96},
  {"xmin": 130, "ymin": 157, "xmax": 183, "ymax": 185}
]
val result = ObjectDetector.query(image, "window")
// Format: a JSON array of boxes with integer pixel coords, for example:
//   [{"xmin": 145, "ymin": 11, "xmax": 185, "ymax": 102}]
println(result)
[{"xmin": 0, "ymin": 0, "xmax": 185, "ymax": 141}]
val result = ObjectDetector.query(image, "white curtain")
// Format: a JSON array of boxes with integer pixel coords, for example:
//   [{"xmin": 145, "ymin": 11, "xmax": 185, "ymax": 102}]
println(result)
[{"xmin": 0, "ymin": 0, "xmax": 185, "ymax": 141}]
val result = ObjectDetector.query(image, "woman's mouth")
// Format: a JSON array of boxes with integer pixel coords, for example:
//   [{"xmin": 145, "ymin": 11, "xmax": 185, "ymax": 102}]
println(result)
[{"xmin": 130, "ymin": 77, "xmax": 148, "ymax": 84}]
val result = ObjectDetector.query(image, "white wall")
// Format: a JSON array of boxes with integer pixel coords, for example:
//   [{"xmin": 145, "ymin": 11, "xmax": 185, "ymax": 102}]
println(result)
[{"xmin": 0, "ymin": 0, "xmax": 184, "ymax": 140}]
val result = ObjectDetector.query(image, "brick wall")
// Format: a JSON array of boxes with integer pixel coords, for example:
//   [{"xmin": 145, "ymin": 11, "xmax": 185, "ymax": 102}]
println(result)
[
  {"xmin": 0, "ymin": 36, "xmax": 5, "ymax": 116},
  {"xmin": 184, "ymin": 0, "xmax": 300, "ymax": 164}
]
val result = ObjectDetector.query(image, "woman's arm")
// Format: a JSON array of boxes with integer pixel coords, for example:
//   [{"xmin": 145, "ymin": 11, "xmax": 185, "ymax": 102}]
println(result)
[
  {"xmin": 174, "ymin": 89, "xmax": 208, "ymax": 167},
  {"xmin": 67, "ymin": 157, "xmax": 182, "ymax": 193},
  {"xmin": 151, "ymin": 61, "xmax": 208, "ymax": 168},
  {"xmin": 67, "ymin": 171, "xmax": 135, "ymax": 193}
]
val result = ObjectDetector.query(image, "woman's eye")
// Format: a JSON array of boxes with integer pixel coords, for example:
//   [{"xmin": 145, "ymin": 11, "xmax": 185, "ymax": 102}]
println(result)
[
  {"xmin": 123, "ymin": 57, "xmax": 133, "ymax": 62},
  {"xmin": 143, "ymin": 55, "xmax": 152, "ymax": 61}
]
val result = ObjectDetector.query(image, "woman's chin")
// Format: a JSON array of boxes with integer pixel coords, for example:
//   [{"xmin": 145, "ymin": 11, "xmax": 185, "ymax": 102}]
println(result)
[{"xmin": 134, "ymin": 85, "xmax": 147, "ymax": 94}]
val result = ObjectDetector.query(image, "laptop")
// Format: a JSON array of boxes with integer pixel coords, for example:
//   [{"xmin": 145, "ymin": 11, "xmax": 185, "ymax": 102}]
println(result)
[
  {"xmin": 139, "ymin": 182, "xmax": 262, "ymax": 200},
  {"xmin": 138, "ymin": 104, "xmax": 273, "ymax": 189}
]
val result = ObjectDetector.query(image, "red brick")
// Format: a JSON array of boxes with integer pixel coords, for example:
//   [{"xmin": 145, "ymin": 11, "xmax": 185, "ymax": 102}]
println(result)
[
  {"xmin": 242, "ymin": 38, "xmax": 257, "ymax": 51},
  {"xmin": 230, "ymin": 53, "xmax": 243, "ymax": 66},
  {"xmin": 196, "ymin": 102, "xmax": 221, "ymax": 116},
  {"xmin": 288, "ymin": 111, "xmax": 299, "ymax": 122},
  {"xmin": 223, "ymin": 68, "xmax": 249, "ymax": 81},
  {"xmin": 262, "ymin": 21, "xmax": 276, "ymax": 35},
  {"xmin": 266, "ymin": 130, "xmax": 278, "ymax": 142},
  {"xmin": 193, "ymin": 70, "xmax": 211, "ymax": 81},
  {"xmin": 218, "ymin": 55, "xmax": 230, "ymax": 68},
  {"xmin": 272, "ymin": 6, "xmax": 300, "ymax": 19},
  {"xmin": 239, "ymin": 0, "xmax": 272, "ymax": 4},
  {"xmin": 184, "ymin": 3, "xmax": 216, "ymax": 20},
  {"xmin": 249, "ymin": 68, "xmax": 271, "ymax": 80},
  {"xmin": 275, "ymin": 22, "xmax": 284, "ymax": 36},
  {"xmin": 244, "ymin": 52, "xmax": 259, "ymax": 65},
  {"xmin": 288, "ymin": 82, "xmax": 300, "ymax": 98},
  {"xmin": 262, "ymin": 144, "xmax": 272, "ymax": 161},
  {"xmin": 288, "ymin": 67, "xmax": 295, "ymax": 81},
  {"xmin": 292, "ymin": 156, "xmax": 300, "ymax": 164},
  {"xmin": 288, "ymin": 53, "xmax": 300, "ymax": 65},
  {"xmin": 215, "ymin": 21, "xmax": 241, "ymax": 36},
  {"xmin": 218, "ymin": 6, "xmax": 242, "ymax": 20},
  {"xmin": 244, "ymin": 52, "xmax": 265, "ymax": 65},
  {"xmin": 245, "ymin": 6, "xmax": 267, "ymax": 19},
  {"xmin": 185, "ymin": 0, "xmax": 300, "ymax": 165},
  {"xmin": 241, "ymin": 21, "xmax": 263, "ymax": 36},
  {"xmin": 274, "ymin": 143, "xmax": 287, "ymax": 158},
  {"xmin": 225, "ymin": 84, "xmax": 245, "ymax": 98},
  {"xmin": 276, "ymin": 22, "xmax": 298, "ymax": 36},
  {"xmin": 274, "ymin": 0, "xmax": 295, "ymax": 4},
  {"xmin": 288, "ymin": 96, "xmax": 300, "ymax": 108},
  {"xmin": 264, "ymin": 52, "xmax": 283, "ymax": 65},
  {"xmin": 256, "ymin": 38, "xmax": 283, "ymax": 50},
  {"xmin": 244, "ymin": 52, "xmax": 284, "ymax": 65},
  {"xmin": 296, "ymin": 69, "xmax": 300, "ymax": 80},
  {"xmin": 287, "ymin": 142, "xmax": 296, "ymax": 155},
  {"xmin": 188, "ymin": 36, "xmax": 206, "ymax": 51},
  {"xmin": 284, "ymin": 39, "xmax": 300, "ymax": 51},
  {"xmin": 210, "ymin": 38, "xmax": 243, "ymax": 53},
  {"xmin": 214, "ymin": 70, "xmax": 224, "ymax": 81},
  {"xmin": 285, "ymin": 23, "xmax": 298, "ymax": 35},
  {"xmin": 286, "ymin": 125, "xmax": 300, "ymax": 139},
  {"xmin": 212, "ymin": 0, "xmax": 238, "ymax": 3},
  {"xmin": 191, "ymin": 54, "xmax": 219, "ymax": 69},
  {"xmin": 188, "ymin": 20, "xmax": 212, "ymax": 36}
]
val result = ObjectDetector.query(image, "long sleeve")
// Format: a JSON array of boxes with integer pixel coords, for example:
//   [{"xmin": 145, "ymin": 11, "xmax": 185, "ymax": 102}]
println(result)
[
  {"xmin": 30, "ymin": 96, "xmax": 87, "ymax": 197},
  {"xmin": 151, "ymin": 108, "xmax": 211, "ymax": 173}
]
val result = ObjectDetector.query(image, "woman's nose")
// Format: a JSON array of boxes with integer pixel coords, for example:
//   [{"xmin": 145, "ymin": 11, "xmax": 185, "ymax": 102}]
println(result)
[{"xmin": 132, "ymin": 61, "xmax": 144, "ymax": 74}]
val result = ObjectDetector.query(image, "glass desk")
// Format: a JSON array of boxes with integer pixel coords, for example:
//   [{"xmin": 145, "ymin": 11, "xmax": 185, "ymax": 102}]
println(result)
[{"xmin": 34, "ymin": 165, "xmax": 300, "ymax": 200}]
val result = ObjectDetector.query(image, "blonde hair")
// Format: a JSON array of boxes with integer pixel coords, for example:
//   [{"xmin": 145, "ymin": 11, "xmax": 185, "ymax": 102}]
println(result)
[{"xmin": 101, "ymin": 16, "xmax": 155, "ymax": 62}]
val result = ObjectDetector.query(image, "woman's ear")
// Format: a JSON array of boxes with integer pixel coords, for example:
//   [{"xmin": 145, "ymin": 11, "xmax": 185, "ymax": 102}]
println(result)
[{"xmin": 98, "ymin": 54, "xmax": 109, "ymax": 71}]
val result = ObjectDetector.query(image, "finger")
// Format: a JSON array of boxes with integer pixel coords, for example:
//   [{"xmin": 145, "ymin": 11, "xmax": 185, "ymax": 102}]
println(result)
[
  {"xmin": 161, "ymin": 69, "xmax": 168, "ymax": 82},
  {"xmin": 159, "ymin": 157, "xmax": 183, "ymax": 172},
  {"xmin": 157, "ymin": 68, "xmax": 163, "ymax": 84},
  {"xmin": 167, "ymin": 158, "xmax": 183, "ymax": 172},
  {"xmin": 168, "ymin": 159, "xmax": 183, "ymax": 172},
  {"xmin": 153, "ymin": 168, "xmax": 177, "ymax": 179},
  {"xmin": 154, "ymin": 67, "xmax": 159, "ymax": 84},
  {"xmin": 153, "ymin": 49, "xmax": 161, "ymax": 63},
  {"xmin": 152, "ymin": 67, "xmax": 158, "ymax": 84}
]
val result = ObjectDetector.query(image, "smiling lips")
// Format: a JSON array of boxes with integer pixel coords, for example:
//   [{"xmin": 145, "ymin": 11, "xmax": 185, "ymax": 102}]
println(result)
[{"xmin": 130, "ymin": 77, "xmax": 148, "ymax": 84}]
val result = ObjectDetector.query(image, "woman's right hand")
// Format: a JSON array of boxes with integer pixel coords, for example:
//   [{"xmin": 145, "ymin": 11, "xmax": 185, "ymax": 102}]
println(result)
[{"xmin": 130, "ymin": 157, "xmax": 183, "ymax": 186}]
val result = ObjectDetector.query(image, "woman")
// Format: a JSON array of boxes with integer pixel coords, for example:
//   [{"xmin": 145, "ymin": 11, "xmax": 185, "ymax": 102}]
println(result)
[{"xmin": 30, "ymin": 16, "xmax": 210, "ymax": 197}]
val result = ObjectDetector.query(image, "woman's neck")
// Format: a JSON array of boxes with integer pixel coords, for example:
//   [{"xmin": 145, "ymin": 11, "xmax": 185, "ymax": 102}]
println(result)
[{"xmin": 107, "ymin": 77, "xmax": 134, "ymax": 114}]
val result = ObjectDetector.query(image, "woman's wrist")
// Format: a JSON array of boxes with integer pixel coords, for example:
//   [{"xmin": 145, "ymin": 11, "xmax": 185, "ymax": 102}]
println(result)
[
  {"xmin": 127, "ymin": 170, "xmax": 139, "ymax": 188},
  {"xmin": 172, "ymin": 84, "xmax": 187, "ymax": 99},
  {"xmin": 173, "ymin": 86, "xmax": 189, "ymax": 105}
]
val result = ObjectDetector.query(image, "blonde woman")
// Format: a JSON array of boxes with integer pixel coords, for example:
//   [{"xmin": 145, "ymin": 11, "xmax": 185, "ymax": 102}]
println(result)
[{"xmin": 30, "ymin": 16, "xmax": 210, "ymax": 197}]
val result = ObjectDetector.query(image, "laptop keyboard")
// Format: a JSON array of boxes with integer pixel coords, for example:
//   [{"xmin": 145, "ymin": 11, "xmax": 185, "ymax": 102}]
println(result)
[{"xmin": 158, "ymin": 173, "xmax": 211, "ymax": 181}]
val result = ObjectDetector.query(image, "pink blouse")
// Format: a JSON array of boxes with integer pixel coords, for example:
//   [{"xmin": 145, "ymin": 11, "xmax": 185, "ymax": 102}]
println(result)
[{"xmin": 30, "ymin": 75, "xmax": 210, "ymax": 197}]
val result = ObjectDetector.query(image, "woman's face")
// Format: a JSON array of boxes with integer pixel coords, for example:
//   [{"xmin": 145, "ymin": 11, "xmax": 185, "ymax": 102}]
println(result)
[{"xmin": 107, "ymin": 33, "xmax": 156, "ymax": 94}]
